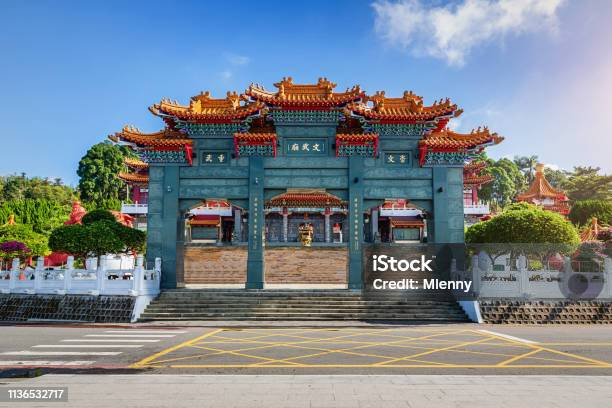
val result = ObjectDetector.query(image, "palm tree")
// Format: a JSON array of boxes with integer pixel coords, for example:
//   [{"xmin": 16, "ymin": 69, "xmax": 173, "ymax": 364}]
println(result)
[{"xmin": 513, "ymin": 155, "xmax": 538, "ymax": 184}]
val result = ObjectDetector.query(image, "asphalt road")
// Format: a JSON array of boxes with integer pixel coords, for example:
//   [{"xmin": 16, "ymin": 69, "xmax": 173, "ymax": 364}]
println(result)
[{"xmin": 1, "ymin": 323, "xmax": 611, "ymax": 376}]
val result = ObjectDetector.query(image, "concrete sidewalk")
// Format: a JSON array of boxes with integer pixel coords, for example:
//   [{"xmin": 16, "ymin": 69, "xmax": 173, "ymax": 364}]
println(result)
[{"xmin": 1, "ymin": 374, "xmax": 611, "ymax": 407}]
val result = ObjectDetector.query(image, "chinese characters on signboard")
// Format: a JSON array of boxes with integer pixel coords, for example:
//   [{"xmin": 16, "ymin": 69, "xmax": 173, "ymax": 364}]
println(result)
[
  {"xmin": 200, "ymin": 151, "xmax": 229, "ymax": 165},
  {"xmin": 285, "ymin": 139, "xmax": 327, "ymax": 155},
  {"xmin": 384, "ymin": 152, "xmax": 412, "ymax": 166}
]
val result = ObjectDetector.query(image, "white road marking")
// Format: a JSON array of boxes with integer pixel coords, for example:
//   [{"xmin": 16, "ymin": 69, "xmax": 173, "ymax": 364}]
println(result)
[
  {"xmin": 33, "ymin": 345, "xmax": 142, "ymax": 348},
  {"xmin": 0, "ymin": 360, "xmax": 95, "ymax": 366},
  {"xmin": 478, "ymin": 330, "xmax": 538, "ymax": 344},
  {"xmin": 85, "ymin": 334, "xmax": 175, "ymax": 338},
  {"xmin": 62, "ymin": 339, "xmax": 160, "ymax": 343},
  {"xmin": 2, "ymin": 351, "xmax": 121, "ymax": 356},
  {"xmin": 103, "ymin": 330, "xmax": 186, "ymax": 334}
]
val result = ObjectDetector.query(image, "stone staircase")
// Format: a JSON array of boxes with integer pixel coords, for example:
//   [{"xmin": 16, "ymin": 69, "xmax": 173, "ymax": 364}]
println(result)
[{"xmin": 138, "ymin": 289, "xmax": 469, "ymax": 322}]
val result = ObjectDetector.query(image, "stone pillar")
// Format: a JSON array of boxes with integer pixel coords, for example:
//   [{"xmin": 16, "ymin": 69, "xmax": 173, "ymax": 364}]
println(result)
[
  {"xmin": 246, "ymin": 156, "xmax": 265, "ymax": 289},
  {"xmin": 146, "ymin": 165, "xmax": 180, "ymax": 289},
  {"xmin": 282, "ymin": 210, "xmax": 288, "ymax": 242},
  {"xmin": 234, "ymin": 208, "xmax": 242, "ymax": 243},
  {"xmin": 371, "ymin": 208, "xmax": 379, "ymax": 243},
  {"xmin": 432, "ymin": 167, "xmax": 464, "ymax": 243},
  {"xmin": 348, "ymin": 156, "xmax": 364, "ymax": 289},
  {"xmin": 324, "ymin": 209, "xmax": 331, "ymax": 243}
]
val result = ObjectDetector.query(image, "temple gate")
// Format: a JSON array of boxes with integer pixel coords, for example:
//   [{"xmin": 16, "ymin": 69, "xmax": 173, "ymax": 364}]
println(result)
[{"xmin": 112, "ymin": 78, "xmax": 503, "ymax": 289}]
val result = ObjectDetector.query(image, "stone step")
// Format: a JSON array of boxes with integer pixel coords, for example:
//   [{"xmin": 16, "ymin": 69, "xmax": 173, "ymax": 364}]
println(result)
[
  {"xmin": 143, "ymin": 306, "xmax": 463, "ymax": 314},
  {"xmin": 140, "ymin": 313, "xmax": 466, "ymax": 321},
  {"xmin": 156, "ymin": 296, "xmax": 454, "ymax": 303},
  {"xmin": 140, "ymin": 289, "xmax": 468, "ymax": 322},
  {"xmin": 149, "ymin": 299, "xmax": 458, "ymax": 306},
  {"xmin": 140, "ymin": 317, "xmax": 469, "ymax": 321}
]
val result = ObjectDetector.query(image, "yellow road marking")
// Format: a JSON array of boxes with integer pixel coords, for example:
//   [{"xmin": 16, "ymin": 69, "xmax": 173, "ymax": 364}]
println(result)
[
  {"xmin": 166, "ymin": 364, "xmax": 612, "ymax": 369},
  {"xmin": 132, "ymin": 328, "xmax": 612, "ymax": 369},
  {"xmin": 497, "ymin": 348, "xmax": 544, "ymax": 366},
  {"xmin": 129, "ymin": 329, "xmax": 223, "ymax": 368},
  {"xmin": 374, "ymin": 335, "xmax": 494, "ymax": 366},
  {"xmin": 474, "ymin": 330, "xmax": 612, "ymax": 367},
  {"xmin": 241, "ymin": 330, "xmax": 473, "ymax": 366}
]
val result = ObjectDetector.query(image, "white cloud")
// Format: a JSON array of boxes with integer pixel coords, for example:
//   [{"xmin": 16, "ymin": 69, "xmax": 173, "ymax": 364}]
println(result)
[
  {"xmin": 220, "ymin": 70, "xmax": 232, "ymax": 79},
  {"xmin": 448, "ymin": 118, "xmax": 462, "ymax": 131},
  {"xmin": 372, "ymin": 0, "xmax": 565, "ymax": 66},
  {"xmin": 225, "ymin": 53, "xmax": 250, "ymax": 66}
]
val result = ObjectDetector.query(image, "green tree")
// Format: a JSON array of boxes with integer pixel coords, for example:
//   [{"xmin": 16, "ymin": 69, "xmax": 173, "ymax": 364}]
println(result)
[
  {"xmin": 543, "ymin": 167, "xmax": 568, "ymax": 190},
  {"xmin": 496, "ymin": 158, "xmax": 526, "ymax": 195},
  {"xmin": 81, "ymin": 209, "xmax": 117, "ymax": 225},
  {"xmin": 0, "ymin": 174, "xmax": 74, "ymax": 205},
  {"xmin": 77, "ymin": 142, "xmax": 127, "ymax": 210},
  {"xmin": 0, "ymin": 198, "xmax": 71, "ymax": 235},
  {"xmin": 114, "ymin": 223, "xmax": 146, "ymax": 254},
  {"xmin": 513, "ymin": 155, "xmax": 538, "ymax": 184},
  {"xmin": 0, "ymin": 224, "xmax": 49, "ymax": 256},
  {"xmin": 48, "ymin": 224, "xmax": 90, "ymax": 262},
  {"xmin": 563, "ymin": 167, "xmax": 612, "ymax": 201},
  {"xmin": 568, "ymin": 200, "xmax": 612, "ymax": 226},
  {"xmin": 466, "ymin": 207, "xmax": 579, "ymax": 245},
  {"xmin": 49, "ymin": 215, "xmax": 146, "ymax": 262},
  {"xmin": 479, "ymin": 166, "xmax": 516, "ymax": 207},
  {"xmin": 466, "ymin": 206, "xmax": 580, "ymax": 263}
]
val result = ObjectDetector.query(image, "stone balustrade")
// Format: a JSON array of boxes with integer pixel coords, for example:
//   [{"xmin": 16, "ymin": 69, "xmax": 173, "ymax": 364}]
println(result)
[
  {"xmin": 0, "ymin": 255, "xmax": 161, "ymax": 297},
  {"xmin": 451, "ymin": 255, "xmax": 612, "ymax": 300}
]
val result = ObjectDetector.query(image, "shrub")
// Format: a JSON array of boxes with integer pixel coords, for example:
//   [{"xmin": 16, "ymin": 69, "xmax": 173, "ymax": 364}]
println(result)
[
  {"xmin": 81, "ymin": 209, "xmax": 116, "ymax": 225},
  {"xmin": 0, "ymin": 224, "xmax": 49, "ymax": 256}
]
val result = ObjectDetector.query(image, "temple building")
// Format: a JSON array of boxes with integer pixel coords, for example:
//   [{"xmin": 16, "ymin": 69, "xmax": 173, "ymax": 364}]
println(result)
[
  {"xmin": 516, "ymin": 163, "xmax": 570, "ymax": 215},
  {"xmin": 463, "ymin": 161, "xmax": 494, "ymax": 225},
  {"xmin": 118, "ymin": 156, "xmax": 150, "ymax": 230},
  {"xmin": 111, "ymin": 77, "xmax": 503, "ymax": 289}
]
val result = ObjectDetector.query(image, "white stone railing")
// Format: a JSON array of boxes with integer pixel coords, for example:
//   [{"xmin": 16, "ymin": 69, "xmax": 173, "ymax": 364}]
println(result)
[
  {"xmin": 452, "ymin": 255, "xmax": 612, "ymax": 299},
  {"xmin": 120, "ymin": 203, "xmax": 148, "ymax": 214},
  {"xmin": 463, "ymin": 204, "xmax": 490, "ymax": 215},
  {"xmin": 0, "ymin": 255, "xmax": 161, "ymax": 297}
]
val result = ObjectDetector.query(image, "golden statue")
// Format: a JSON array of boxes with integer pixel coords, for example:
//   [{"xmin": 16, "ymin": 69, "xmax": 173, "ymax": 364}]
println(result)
[{"xmin": 298, "ymin": 223, "xmax": 314, "ymax": 247}]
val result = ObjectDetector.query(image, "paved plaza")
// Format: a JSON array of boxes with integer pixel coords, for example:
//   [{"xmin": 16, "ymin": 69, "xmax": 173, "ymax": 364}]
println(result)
[{"xmin": 1, "ymin": 374, "xmax": 611, "ymax": 408}]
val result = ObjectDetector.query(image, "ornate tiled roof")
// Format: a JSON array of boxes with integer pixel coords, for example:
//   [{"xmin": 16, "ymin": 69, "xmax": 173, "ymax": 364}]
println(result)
[
  {"xmin": 464, "ymin": 174, "xmax": 495, "ymax": 187},
  {"xmin": 336, "ymin": 133, "xmax": 378, "ymax": 143},
  {"xmin": 419, "ymin": 127, "xmax": 503, "ymax": 150},
  {"xmin": 233, "ymin": 133, "xmax": 277, "ymax": 142},
  {"xmin": 390, "ymin": 216, "xmax": 424, "ymax": 228},
  {"xmin": 517, "ymin": 164, "xmax": 569, "ymax": 201},
  {"xmin": 150, "ymin": 91, "xmax": 264, "ymax": 121},
  {"xmin": 188, "ymin": 214, "xmax": 221, "ymax": 227},
  {"xmin": 245, "ymin": 77, "xmax": 364, "ymax": 107},
  {"xmin": 123, "ymin": 157, "xmax": 149, "ymax": 169},
  {"xmin": 109, "ymin": 125, "xmax": 192, "ymax": 147},
  {"xmin": 464, "ymin": 160, "xmax": 487, "ymax": 172},
  {"xmin": 347, "ymin": 90, "xmax": 462, "ymax": 121},
  {"xmin": 463, "ymin": 161, "xmax": 494, "ymax": 187},
  {"xmin": 118, "ymin": 171, "xmax": 149, "ymax": 184},
  {"xmin": 580, "ymin": 218, "xmax": 602, "ymax": 242},
  {"xmin": 266, "ymin": 189, "xmax": 345, "ymax": 208}
]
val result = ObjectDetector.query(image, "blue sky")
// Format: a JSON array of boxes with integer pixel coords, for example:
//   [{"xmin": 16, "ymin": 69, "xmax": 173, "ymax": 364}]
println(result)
[{"xmin": 1, "ymin": 0, "xmax": 610, "ymax": 185}]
